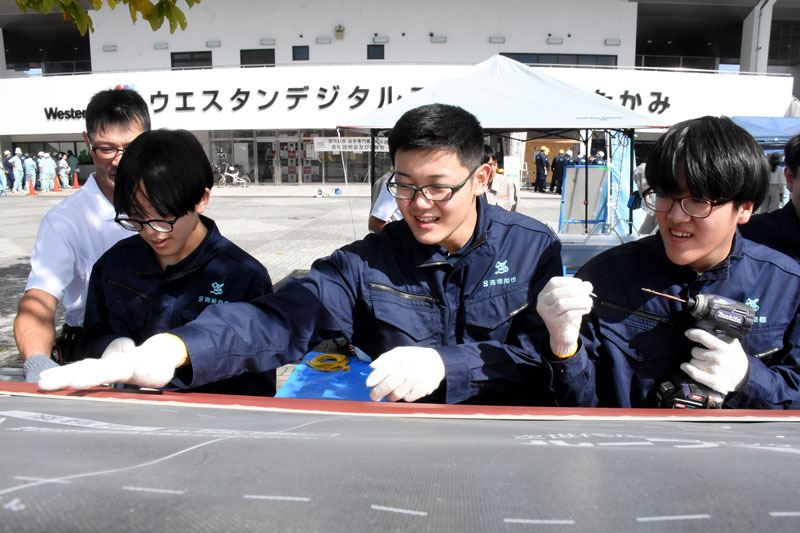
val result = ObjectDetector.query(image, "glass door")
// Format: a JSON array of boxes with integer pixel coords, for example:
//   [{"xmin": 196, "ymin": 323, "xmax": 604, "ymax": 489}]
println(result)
[{"xmin": 256, "ymin": 140, "xmax": 277, "ymax": 184}]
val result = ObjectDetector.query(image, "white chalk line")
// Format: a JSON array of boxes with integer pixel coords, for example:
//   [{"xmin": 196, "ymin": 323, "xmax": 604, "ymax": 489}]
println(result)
[
  {"xmin": 371, "ymin": 504, "xmax": 428, "ymax": 516},
  {"xmin": 0, "ymin": 436, "xmax": 233, "ymax": 497}
]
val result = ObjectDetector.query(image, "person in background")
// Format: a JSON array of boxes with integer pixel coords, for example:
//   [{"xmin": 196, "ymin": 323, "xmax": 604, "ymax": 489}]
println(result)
[
  {"xmin": 80, "ymin": 129, "xmax": 276, "ymax": 396},
  {"xmin": 14, "ymin": 88, "xmax": 151, "ymax": 382},
  {"xmin": 537, "ymin": 115, "xmax": 800, "ymax": 409},
  {"xmin": 483, "ymin": 144, "xmax": 518, "ymax": 211},
  {"xmin": 10, "ymin": 148, "xmax": 24, "ymax": 193},
  {"xmin": 23, "ymin": 153, "xmax": 37, "ymax": 193},
  {"xmin": 741, "ymin": 134, "xmax": 800, "ymax": 262},
  {"xmin": 368, "ymin": 170, "xmax": 402, "ymax": 233},
  {"xmin": 550, "ymin": 149, "xmax": 568, "ymax": 195},
  {"xmin": 533, "ymin": 146, "xmax": 550, "ymax": 192},
  {"xmin": 40, "ymin": 103, "xmax": 564, "ymax": 407},
  {"xmin": 754, "ymin": 152, "xmax": 785, "ymax": 214},
  {"xmin": 58, "ymin": 152, "xmax": 71, "ymax": 190},
  {"xmin": 4, "ymin": 150, "xmax": 15, "ymax": 192}
]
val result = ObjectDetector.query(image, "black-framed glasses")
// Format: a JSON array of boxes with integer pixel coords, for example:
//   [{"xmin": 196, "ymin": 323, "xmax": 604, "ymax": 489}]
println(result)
[
  {"xmin": 642, "ymin": 189, "xmax": 728, "ymax": 219},
  {"xmin": 90, "ymin": 144, "xmax": 126, "ymax": 160},
  {"xmin": 115, "ymin": 215, "xmax": 179, "ymax": 233},
  {"xmin": 387, "ymin": 166, "xmax": 479, "ymax": 202}
]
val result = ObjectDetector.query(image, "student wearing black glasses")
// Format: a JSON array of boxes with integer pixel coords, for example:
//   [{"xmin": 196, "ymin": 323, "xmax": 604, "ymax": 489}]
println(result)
[
  {"xmin": 78, "ymin": 129, "xmax": 276, "ymax": 396},
  {"xmin": 537, "ymin": 116, "xmax": 800, "ymax": 409},
  {"xmin": 42, "ymin": 104, "xmax": 564, "ymax": 406}
]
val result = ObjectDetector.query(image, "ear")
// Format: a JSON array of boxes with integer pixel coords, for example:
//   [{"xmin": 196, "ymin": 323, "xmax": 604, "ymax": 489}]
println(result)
[
  {"xmin": 194, "ymin": 188, "xmax": 211, "ymax": 215},
  {"xmin": 736, "ymin": 200, "xmax": 755, "ymax": 224},
  {"xmin": 471, "ymin": 163, "xmax": 491, "ymax": 196},
  {"xmin": 82, "ymin": 131, "xmax": 91, "ymax": 150},
  {"xmin": 785, "ymin": 167, "xmax": 795, "ymax": 193}
]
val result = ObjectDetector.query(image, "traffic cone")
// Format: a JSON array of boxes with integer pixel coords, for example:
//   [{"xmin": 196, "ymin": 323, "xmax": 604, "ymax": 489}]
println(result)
[
  {"xmin": 27, "ymin": 176, "xmax": 37, "ymax": 196},
  {"xmin": 52, "ymin": 175, "xmax": 61, "ymax": 192},
  {"xmin": 72, "ymin": 171, "xmax": 80, "ymax": 189}
]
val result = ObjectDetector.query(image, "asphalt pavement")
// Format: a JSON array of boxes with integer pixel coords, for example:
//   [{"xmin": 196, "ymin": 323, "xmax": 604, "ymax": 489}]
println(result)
[{"xmin": 0, "ymin": 183, "xmax": 562, "ymax": 372}]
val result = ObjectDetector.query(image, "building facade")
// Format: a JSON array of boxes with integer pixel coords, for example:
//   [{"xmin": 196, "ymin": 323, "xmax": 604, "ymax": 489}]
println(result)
[{"xmin": 0, "ymin": 0, "xmax": 798, "ymax": 185}]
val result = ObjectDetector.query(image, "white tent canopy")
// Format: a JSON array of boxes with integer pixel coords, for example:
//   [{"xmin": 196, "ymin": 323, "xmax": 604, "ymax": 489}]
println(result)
[{"xmin": 340, "ymin": 55, "xmax": 665, "ymax": 131}]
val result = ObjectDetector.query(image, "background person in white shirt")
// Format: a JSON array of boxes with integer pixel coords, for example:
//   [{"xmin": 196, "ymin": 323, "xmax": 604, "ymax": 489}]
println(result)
[{"xmin": 14, "ymin": 88, "xmax": 151, "ymax": 381}]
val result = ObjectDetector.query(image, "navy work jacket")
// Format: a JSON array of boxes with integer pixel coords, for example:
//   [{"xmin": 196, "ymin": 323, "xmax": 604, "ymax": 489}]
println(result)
[
  {"xmin": 535, "ymin": 153, "xmax": 550, "ymax": 177},
  {"xmin": 548, "ymin": 232, "xmax": 800, "ymax": 409},
  {"xmin": 740, "ymin": 201, "xmax": 800, "ymax": 263},
  {"xmin": 172, "ymin": 197, "xmax": 563, "ymax": 405},
  {"xmin": 82, "ymin": 215, "xmax": 276, "ymax": 396}
]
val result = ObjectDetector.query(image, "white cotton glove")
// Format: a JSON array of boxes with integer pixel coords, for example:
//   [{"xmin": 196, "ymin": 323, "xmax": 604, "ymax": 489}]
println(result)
[
  {"xmin": 680, "ymin": 328, "xmax": 750, "ymax": 396},
  {"xmin": 39, "ymin": 334, "xmax": 187, "ymax": 391},
  {"xmin": 38, "ymin": 337, "xmax": 137, "ymax": 391},
  {"xmin": 365, "ymin": 346, "xmax": 445, "ymax": 402},
  {"xmin": 535, "ymin": 277, "xmax": 594, "ymax": 357}
]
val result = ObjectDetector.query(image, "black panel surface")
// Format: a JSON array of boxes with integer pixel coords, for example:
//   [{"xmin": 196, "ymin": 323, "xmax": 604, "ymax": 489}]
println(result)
[{"xmin": 2, "ymin": 394, "xmax": 800, "ymax": 532}]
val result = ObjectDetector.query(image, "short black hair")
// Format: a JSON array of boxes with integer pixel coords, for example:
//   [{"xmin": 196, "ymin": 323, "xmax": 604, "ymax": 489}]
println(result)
[
  {"xmin": 785, "ymin": 133, "xmax": 800, "ymax": 178},
  {"xmin": 114, "ymin": 129, "xmax": 213, "ymax": 218},
  {"xmin": 85, "ymin": 88, "xmax": 151, "ymax": 140},
  {"xmin": 388, "ymin": 104, "xmax": 484, "ymax": 169},
  {"xmin": 482, "ymin": 144, "xmax": 496, "ymax": 164},
  {"xmin": 645, "ymin": 115, "xmax": 768, "ymax": 209}
]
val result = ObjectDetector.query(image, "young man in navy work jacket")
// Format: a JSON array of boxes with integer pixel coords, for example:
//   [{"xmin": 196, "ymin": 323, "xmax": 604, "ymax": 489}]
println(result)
[
  {"xmin": 740, "ymin": 133, "xmax": 800, "ymax": 262},
  {"xmin": 41, "ymin": 104, "xmax": 564, "ymax": 405},
  {"xmin": 537, "ymin": 116, "xmax": 800, "ymax": 409},
  {"xmin": 77, "ymin": 129, "xmax": 276, "ymax": 396}
]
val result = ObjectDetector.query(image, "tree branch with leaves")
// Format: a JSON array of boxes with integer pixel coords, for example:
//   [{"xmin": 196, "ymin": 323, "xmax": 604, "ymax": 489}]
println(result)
[{"xmin": 11, "ymin": 0, "xmax": 201, "ymax": 35}]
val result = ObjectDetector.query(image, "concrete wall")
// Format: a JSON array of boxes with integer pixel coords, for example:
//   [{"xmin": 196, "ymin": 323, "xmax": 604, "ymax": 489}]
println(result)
[{"xmin": 88, "ymin": 0, "xmax": 637, "ymax": 71}]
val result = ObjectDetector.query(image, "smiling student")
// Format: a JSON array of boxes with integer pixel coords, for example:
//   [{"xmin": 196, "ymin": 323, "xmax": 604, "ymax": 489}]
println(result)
[
  {"xmin": 42, "ymin": 104, "xmax": 563, "ymax": 405},
  {"xmin": 78, "ymin": 129, "xmax": 276, "ymax": 396},
  {"xmin": 537, "ymin": 116, "xmax": 800, "ymax": 409}
]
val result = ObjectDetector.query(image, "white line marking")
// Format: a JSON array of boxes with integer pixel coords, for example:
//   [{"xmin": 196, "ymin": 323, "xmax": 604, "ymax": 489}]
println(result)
[
  {"xmin": 243, "ymin": 495, "xmax": 311, "ymax": 502},
  {"xmin": 770, "ymin": 511, "xmax": 800, "ymax": 517},
  {"xmin": 0, "ymin": 410, "xmax": 161, "ymax": 432},
  {"xmin": 636, "ymin": 514, "xmax": 710, "ymax": 522},
  {"xmin": 504, "ymin": 518, "xmax": 575, "ymax": 525},
  {"xmin": 597, "ymin": 441, "xmax": 653, "ymax": 446},
  {"xmin": 122, "ymin": 486, "xmax": 186, "ymax": 495},
  {"xmin": 13, "ymin": 476, "xmax": 71, "ymax": 485},
  {"xmin": 371, "ymin": 504, "xmax": 428, "ymax": 516},
  {"xmin": 0, "ymin": 436, "xmax": 232, "ymax": 497}
]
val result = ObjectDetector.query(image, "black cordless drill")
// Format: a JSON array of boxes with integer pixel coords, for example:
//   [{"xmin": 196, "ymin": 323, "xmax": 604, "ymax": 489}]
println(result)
[{"xmin": 643, "ymin": 290, "xmax": 756, "ymax": 409}]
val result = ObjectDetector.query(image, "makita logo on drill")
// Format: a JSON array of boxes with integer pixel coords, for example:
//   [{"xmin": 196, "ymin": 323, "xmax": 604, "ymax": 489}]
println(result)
[
  {"xmin": 716, "ymin": 310, "xmax": 744, "ymax": 324},
  {"xmin": 44, "ymin": 107, "xmax": 86, "ymax": 120}
]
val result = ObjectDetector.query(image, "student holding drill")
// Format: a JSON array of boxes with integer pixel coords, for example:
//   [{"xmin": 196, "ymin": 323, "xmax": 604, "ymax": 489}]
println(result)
[{"xmin": 537, "ymin": 116, "xmax": 800, "ymax": 409}]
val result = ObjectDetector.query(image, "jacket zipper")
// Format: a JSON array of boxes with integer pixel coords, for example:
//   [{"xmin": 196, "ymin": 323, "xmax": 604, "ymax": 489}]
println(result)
[{"xmin": 368, "ymin": 282, "xmax": 440, "ymax": 305}]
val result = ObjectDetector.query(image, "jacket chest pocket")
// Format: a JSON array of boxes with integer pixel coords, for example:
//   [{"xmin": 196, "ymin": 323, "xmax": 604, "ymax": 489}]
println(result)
[
  {"xmin": 105, "ymin": 279, "xmax": 152, "ymax": 333},
  {"xmin": 367, "ymin": 283, "xmax": 441, "ymax": 342},
  {"xmin": 464, "ymin": 284, "xmax": 529, "ymax": 341},
  {"xmin": 597, "ymin": 313, "xmax": 674, "ymax": 364}
]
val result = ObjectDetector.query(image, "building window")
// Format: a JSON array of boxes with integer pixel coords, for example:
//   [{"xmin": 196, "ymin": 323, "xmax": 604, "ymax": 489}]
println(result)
[
  {"xmin": 171, "ymin": 51, "xmax": 212, "ymax": 69},
  {"xmin": 292, "ymin": 45, "xmax": 309, "ymax": 61},
  {"xmin": 241, "ymin": 48, "xmax": 275, "ymax": 67},
  {"xmin": 367, "ymin": 44, "xmax": 384, "ymax": 60},
  {"xmin": 501, "ymin": 52, "xmax": 617, "ymax": 67}
]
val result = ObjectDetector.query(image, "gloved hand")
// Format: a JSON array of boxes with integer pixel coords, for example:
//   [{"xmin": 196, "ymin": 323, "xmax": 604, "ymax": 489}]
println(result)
[
  {"xmin": 39, "ymin": 334, "xmax": 187, "ymax": 391},
  {"xmin": 535, "ymin": 276, "xmax": 594, "ymax": 357},
  {"xmin": 365, "ymin": 346, "xmax": 445, "ymax": 402},
  {"xmin": 680, "ymin": 328, "xmax": 750, "ymax": 396}
]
